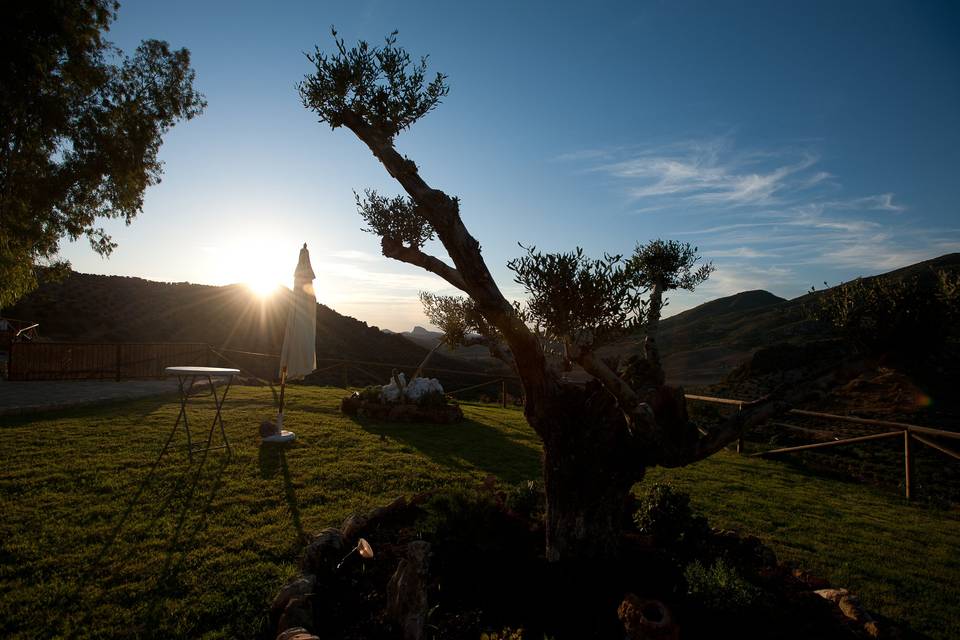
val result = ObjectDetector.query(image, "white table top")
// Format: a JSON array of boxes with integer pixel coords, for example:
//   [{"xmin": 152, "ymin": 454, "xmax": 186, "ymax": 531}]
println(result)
[{"xmin": 165, "ymin": 366, "xmax": 240, "ymax": 376}]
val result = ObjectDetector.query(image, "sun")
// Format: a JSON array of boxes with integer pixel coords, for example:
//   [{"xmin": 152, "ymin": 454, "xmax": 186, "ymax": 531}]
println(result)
[{"xmin": 246, "ymin": 276, "xmax": 281, "ymax": 298}]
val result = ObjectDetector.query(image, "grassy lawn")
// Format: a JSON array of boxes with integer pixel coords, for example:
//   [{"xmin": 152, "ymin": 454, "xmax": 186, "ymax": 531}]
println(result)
[{"xmin": 0, "ymin": 385, "xmax": 957, "ymax": 639}]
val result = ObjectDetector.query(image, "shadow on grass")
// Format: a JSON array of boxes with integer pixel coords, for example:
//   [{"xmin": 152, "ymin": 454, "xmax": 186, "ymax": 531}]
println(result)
[
  {"xmin": 139, "ymin": 450, "xmax": 231, "ymax": 632},
  {"xmin": 64, "ymin": 439, "xmax": 231, "ymax": 636},
  {"xmin": 0, "ymin": 393, "xmax": 176, "ymax": 428},
  {"xmin": 350, "ymin": 415, "xmax": 541, "ymax": 485},
  {"xmin": 258, "ymin": 444, "xmax": 305, "ymax": 541}
]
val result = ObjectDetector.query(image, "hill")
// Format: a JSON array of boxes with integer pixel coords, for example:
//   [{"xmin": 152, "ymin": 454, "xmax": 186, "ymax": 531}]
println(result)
[
  {"xmin": 394, "ymin": 326, "xmax": 513, "ymax": 372},
  {"xmin": 7, "ymin": 253, "xmax": 958, "ymax": 388},
  {"xmin": 4, "ymin": 271, "xmax": 492, "ymax": 386},
  {"xmin": 602, "ymin": 253, "xmax": 960, "ymax": 386}
]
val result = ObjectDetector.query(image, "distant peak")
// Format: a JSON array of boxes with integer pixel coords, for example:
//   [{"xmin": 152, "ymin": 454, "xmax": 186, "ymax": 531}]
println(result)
[{"xmin": 410, "ymin": 326, "xmax": 431, "ymax": 335}]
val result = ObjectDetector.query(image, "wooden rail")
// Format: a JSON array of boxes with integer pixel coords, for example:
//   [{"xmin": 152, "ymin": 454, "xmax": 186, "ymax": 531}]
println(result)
[{"xmin": 685, "ymin": 393, "xmax": 960, "ymax": 500}]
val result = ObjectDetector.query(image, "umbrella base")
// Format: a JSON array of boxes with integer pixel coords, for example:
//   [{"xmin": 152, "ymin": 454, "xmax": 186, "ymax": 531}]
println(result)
[{"xmin": 261, "ymin": 430, "xmax": 296, "ymax": 444}]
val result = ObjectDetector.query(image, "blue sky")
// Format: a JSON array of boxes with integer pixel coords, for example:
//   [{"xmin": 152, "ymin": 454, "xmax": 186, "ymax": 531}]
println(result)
[{"xmin": 60, "ymin": 0, "xmax": 960, "ymax": 331}]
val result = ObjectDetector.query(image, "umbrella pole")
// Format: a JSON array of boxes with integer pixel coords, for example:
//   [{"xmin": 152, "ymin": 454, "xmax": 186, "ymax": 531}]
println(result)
[{"xmin": 278, "ymin": 365, "xmax": 287, "ymax": 416}]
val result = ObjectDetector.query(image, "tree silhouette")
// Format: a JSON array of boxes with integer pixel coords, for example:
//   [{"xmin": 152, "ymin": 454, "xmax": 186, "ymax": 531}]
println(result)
[
  {"xmin": 302, "ymin": 30, "xmax": 784, "ymax": 563},
  {"xmin": 0, "ymin": 0, "xmax": 205, "ymax": 307}
]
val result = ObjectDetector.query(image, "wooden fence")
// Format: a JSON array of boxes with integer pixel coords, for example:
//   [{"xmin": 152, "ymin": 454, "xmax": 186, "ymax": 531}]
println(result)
[
  {"xmin": 686, "ymin": 394, "xmax": 960, "ymax": 500},
  {"xmin": 7, "ymin": 342, "xmax": 210, "ymax": 381}
]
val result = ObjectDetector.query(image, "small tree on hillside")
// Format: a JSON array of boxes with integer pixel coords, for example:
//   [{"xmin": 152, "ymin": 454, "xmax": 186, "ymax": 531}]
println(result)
[{"xmin": 301, "ymin": 31, "xmax": 785, "ymax": 562}]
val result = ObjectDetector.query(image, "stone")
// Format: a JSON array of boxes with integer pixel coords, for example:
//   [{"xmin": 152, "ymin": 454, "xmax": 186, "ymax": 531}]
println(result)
[
  {"xmin": 300, "ymin": 528, "xmax": 346, "ymax": 574},
  {"xmin": 260, "ymin": 420, "xmax": 280, "ymax": 438},
  {"xmin": 386, "ymin": 540, "xmax": 432, "ymax": 640},
  {"xmin": 381, "ymin": 373, "xmax": 406, "ymax": 402},
  {"xmin": 404, "ymin": 376, "xmax": 444, "ymax": 401},
  {"xmin": 838, "ymin": 594, "xmax": 868, "ymax": 622},
  {"xmin": 814, "ymin": 588, "xmax": 850, "ymax": 604},
  {"xmin": 341, "ymin": 513, "xmax": 369, "ymax": 542},
  {"xmin": 277, "ymin": 628, "xmax": 319, "ymax": 640},
  {"xmin": 271, "ymin": 575, "xmax": 315, "ymax": 616},
  {"xmin": 277, "ymin": 595, "xmax": 313, "ymax": 634},
  {"xmin": 815, "ymin": 588, "xmax": 881, "ymax": 637},
  {"xmin": 618, "ymin": 593, "xmax": 679, "ymax": 640},
  {"xmin": 366, "ymin": 495, "xmax": 408, "ymax": 529}
]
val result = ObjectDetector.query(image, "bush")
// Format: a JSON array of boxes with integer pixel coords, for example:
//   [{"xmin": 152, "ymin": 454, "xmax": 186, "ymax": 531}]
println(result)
[
  {"xmin": 415, "ymin": 488, "xmax": 504, "ymax": 550},
  {"xmin": 505, "ymin": 480, "xmax": 545, "ymax": 520},
  {"xmin": 358, "ymin": 385, "xmax": 382, "ymax": 402},
  {"xmin": 633, "ymin": 483, "xmax": 709, "ymax": 549},
  {"xmin": 416, "ymin": 389, "xmax": 448, "ymax": 408},
  {"xmin": 809, "ymin": 270, "xmax": 958, "ymax": 355},
  {"xmin": 684, "ymin": 557, "xmax": 763, "ymax": 612}
]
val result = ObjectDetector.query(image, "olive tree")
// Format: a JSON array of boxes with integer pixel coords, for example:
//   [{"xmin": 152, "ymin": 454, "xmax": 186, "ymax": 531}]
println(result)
[{"xmin": 301, "ymin": 31, "xmax": 783, "ymax": 561}]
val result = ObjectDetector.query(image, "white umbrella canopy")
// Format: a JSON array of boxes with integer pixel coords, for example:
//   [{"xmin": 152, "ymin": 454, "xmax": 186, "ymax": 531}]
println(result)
[
  {"xmin": 279, "ymin": 243, "xmax": 318, "ymax": 381},
  {"xmin": 267, "ymin": 243, "xmax": 317, "ymax": 442}
]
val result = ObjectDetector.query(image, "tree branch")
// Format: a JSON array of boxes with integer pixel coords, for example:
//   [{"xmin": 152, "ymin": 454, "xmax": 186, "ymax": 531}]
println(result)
[
  {"xmin": 381, "ymin": 238, "xmax": 467, "ymax": 291},
  {"xmin": 462, "ymin": 335, "xmax": 517, "ymax": 374},
  {"xmin": 571, "ymin": 345, "xmax": 657, "ymax": 436},
  {"xmin": 679, "ymin": 397, "xmax": 788, "ymax": 465},
  {"xmin": 668, "ymin": 363, "xmax": 846, "ymax": 467},
  {"xmin": 340, "ymin": 108, "xmax": 552, "ymax": 411}
]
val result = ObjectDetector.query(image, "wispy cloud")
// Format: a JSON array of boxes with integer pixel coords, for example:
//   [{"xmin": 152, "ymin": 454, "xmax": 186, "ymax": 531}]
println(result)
[
  {"xmin": 591, "ymin": 137, "xmax": 821, "ymax": 208},
  {"xmin": 559, "ymin": 135, "xmax": 958, "ymax": 302}
]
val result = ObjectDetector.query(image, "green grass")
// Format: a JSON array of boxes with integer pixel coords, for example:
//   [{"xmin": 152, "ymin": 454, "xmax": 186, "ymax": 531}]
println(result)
[{"xmin": 0, "ymin": 386, "xmax": 957, "ymax": 639}]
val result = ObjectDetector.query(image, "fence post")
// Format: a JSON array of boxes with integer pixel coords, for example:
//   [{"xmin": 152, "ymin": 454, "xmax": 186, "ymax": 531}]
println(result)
[
  {"xmin": 501, "ymin": 379, "xmax": 507, "ymax": 408},
  {"xmin": 736, "ymin": 403, "xmax": 744, "ymax": 454},
  {"xmin": 903, "ymin": 429, "xmax": 913, "ymax": 500}
]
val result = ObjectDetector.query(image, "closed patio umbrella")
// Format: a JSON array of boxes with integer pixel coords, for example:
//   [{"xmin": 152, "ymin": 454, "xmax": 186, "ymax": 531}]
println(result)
[{"xmin": 266, "ymin": 243, "xmax": 317, "ymax": 443}]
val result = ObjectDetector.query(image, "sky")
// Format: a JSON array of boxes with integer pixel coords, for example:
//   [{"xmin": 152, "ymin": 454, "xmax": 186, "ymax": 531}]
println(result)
[{"xmin": 59, "ymin": 0, "xmax": 960, "ymax": 332}]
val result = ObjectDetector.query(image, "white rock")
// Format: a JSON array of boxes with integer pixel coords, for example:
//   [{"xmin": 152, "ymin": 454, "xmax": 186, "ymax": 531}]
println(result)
[
  {"xmin": 380, "ymin": 372, "xmax": 407, "ymax": 402},
  {"xmin": 404, "ymin": 377, "xmax": 444, "ymax": 401}
]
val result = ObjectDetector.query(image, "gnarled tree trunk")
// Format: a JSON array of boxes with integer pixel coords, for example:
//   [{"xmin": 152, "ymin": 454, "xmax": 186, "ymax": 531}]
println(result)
[{"xmin": 532, "ymin": 382, "xmax": 646, "ymax": 562}]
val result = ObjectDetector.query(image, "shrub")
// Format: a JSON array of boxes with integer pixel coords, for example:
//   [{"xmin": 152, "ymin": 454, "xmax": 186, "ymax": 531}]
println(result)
[
  {"xmin": 633, "ymin": 483, "xmax": 709, "ymax": 549},
  {"xmin": 415, "ymin": 488, "xmax": 503, "ymax": 549},
  {"xmin": 358, "ymin": 385, "xmax": 382, "ymax": 402},
  {"xmin": 684, "ymin": 557, "xmax": 763, "ymax": 612},
  {"xmin": 809, "ymin": 269, "xmax": 958, "ymax": 355},
  {"xmin": 416, "ymin": 389, "xmax": 448, "ymax": 408},
  {"xmin": 505, "ymin": 480, "xmax": 545, "ymax": 520},
  {"xmin": 480, "ymin": 628, "xmax": 525, "ymax": 640}
]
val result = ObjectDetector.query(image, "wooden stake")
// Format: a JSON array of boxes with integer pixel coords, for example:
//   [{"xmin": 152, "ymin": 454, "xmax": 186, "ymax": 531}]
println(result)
[
  {"xmin": 501, "ymin": 379, "xmax": 507, "ymax": 408},
  {"xmin": 278, "ymin": 365, "xmax": 288, "ymax": 415},
  {"xmin": 736, "ymin": 403, "xmax": 744, "ymax": 454},
  {"xmin": 904, "ymin": 430, "xmax": 913, "ymax": 500}
]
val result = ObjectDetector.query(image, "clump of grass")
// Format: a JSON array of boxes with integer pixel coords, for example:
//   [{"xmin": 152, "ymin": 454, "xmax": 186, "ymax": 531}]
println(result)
[{"xmin": 684, "ymin": 557, "xmax": 764, "ymax": 612}]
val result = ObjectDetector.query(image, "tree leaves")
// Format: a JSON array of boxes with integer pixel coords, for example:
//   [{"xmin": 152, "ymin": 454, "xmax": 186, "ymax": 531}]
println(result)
[
  {"xmin": 354, "ymin": 189, "xmax": 435, "ymax": 249},
  {"xmin": 507, "ymin": 245, "xmax": 648, "ymax": 346},
  {"xmin": 299, "ymin": 29, "xmax": 449, "ymax": 139},
  {"xmin": 626, "ymin": 239, "xmax": 714, "ymax": 292},
  {"xmin": 0, "ymin": 1, "xmax": 205, "ymax": 307}
]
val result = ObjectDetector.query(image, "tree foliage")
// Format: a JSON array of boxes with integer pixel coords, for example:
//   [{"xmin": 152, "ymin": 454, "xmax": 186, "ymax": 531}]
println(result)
[
  {"xmin": 507, "ymin": 245, "xmax": 647, "ymax": 346},
  {"xmin": 355, "ymin": 189, "xmax": 434, "ymax": 249},
  {"xmin": 0, "ymin": 0, "xmax": 205, "ymax": 308},
  {"xmin": 627, "ymin": 239, "xmax": 714, "ymax": 292},
  {"xmin": 810, "ymin": 270, "xmax": 959, "ymax": 354},
  {"xmin": 299, "ymin": 29, "xmax": 448, "ymax": 139}
]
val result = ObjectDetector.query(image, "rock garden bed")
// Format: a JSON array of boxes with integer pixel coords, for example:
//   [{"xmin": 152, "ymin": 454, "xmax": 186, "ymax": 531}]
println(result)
[
  {"xmin": 269, "ymin": 482, "xmax": 892, "ymax": 639},
  {"xmin": 340, "ymin": 373, "xmax": 464, "ymax": 423}
]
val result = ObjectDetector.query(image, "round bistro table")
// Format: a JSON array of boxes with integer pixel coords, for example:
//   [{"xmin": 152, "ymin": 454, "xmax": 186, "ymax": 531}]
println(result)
[{"xmin": 162, "ymin": 366, "xmax": 240, "ymax": 461}]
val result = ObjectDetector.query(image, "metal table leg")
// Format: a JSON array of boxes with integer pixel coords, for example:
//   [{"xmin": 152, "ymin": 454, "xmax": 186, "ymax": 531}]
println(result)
[{"xmin": 160, "ymin": 373, "xmax": 233, "ymax": 461}]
